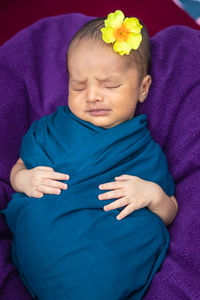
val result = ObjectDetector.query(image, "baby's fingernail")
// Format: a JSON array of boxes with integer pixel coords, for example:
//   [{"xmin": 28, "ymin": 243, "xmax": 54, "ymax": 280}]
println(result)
[
  {"xmin": 56, "ymin": 190, "xmax": 61, "ymax": 194},
  {"xmin": 62, "ymin": 184, "xmax": 68, "ymax": 190},
  {"xmin": 116, "ymin": 215, "xmax": 121, "ymax": 220},
  {"xmin": 65, "ymin": 175, "xmax": 70, "ymax": 180}
]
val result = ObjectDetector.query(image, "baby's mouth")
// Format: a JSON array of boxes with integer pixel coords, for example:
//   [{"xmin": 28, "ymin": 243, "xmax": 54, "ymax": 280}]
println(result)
[{"xmin": 87, "ymin": 109, "xmax": 111, "ymax": 116}]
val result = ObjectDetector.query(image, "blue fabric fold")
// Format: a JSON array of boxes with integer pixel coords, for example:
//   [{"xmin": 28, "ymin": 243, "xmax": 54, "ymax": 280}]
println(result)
[{"xmin": 2, "ymin": 106, "xmax": 175, "ymax": 300}]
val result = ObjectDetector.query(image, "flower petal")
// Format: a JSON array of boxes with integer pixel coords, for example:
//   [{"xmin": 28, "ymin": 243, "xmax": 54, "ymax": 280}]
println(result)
[
  {"xmin": 113, "ymin": 40, "xmax": 131, "ymax": 55},
  {"xmin": 127, "ymin": 32, "xmax": 142, "ymax": 50},
  {"xmin": 101, "ymin": 10, "xmax": 143, "ymax": 54},
  {"xmin": 124, "ymin": 17, "xmax": 143, "ymax": 33},
  {"xmin": 105, "ymin": 10, "xmax": 124, "ymax": 29},
  {"xmin": 101, "ymin": 27, "xmax": 116, "ymax": 43}
]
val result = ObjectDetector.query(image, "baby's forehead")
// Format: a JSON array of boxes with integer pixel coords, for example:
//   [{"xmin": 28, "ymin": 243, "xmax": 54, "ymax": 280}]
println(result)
[
  {"xmin": 68, "ymin": 38, "xmax": 109, "ymax": 58},
  {"xmin": 67, "ymin": 38, "xmax": 133, "ymax": 70}
]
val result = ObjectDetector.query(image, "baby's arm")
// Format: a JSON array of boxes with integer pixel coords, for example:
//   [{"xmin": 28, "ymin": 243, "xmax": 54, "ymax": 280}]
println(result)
[
  {"xmin": 10, "ymin": 158, "xmax": 69, "ymax": 198},
  {"xmin": 147, "ymin": 190, "xmax": 178, "ymax": 226},
  {"xmin": 98, "ymin": 175, "xmax": 178, "ymax": 226}
]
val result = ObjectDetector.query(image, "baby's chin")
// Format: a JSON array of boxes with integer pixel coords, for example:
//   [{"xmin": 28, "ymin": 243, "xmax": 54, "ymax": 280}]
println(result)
[{"xmin": 88, "ymin": 118, "xmax": 126, "ymax": 129}]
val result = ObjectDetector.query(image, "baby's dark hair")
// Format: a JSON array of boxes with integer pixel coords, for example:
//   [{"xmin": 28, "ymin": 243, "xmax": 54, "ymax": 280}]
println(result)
[{"xmin": 67, "ymin": 16, "xmax": 151, "ymax": 81}]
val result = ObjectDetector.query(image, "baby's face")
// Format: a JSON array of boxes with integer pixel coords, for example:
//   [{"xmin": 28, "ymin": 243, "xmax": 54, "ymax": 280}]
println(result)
[{"xmin": 68, "ymin": 40, "xmax": 151, "ymax": 129}]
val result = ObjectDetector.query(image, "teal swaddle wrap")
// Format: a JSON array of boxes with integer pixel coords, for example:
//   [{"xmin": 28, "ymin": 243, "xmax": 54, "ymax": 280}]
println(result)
[{"xmin": 2, "ymin": 106, "xmax": 175, "ymax": 299}]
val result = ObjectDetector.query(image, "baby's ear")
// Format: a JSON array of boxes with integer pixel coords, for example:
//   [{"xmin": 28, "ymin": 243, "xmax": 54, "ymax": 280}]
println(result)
[{"xmin": 139, "ymin": 75, "xmax": 152, "ymax": 103}]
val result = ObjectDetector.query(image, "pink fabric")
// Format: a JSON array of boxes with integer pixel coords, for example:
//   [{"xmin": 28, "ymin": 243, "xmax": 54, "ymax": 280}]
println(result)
[{"xmin": 0, "ymin": 0, "xmax": 199, "ymax": 45}]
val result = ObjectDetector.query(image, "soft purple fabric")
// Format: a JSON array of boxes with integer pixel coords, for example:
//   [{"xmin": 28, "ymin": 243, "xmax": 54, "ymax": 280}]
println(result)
[{"xmin": 0, "ymin": 13, "xmax": 199, "ymax": 300}]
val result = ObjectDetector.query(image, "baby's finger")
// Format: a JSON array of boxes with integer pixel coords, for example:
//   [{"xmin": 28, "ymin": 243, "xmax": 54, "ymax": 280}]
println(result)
[
  {"xmin": 46, "ymin": 171, "xmax": 70, "ymax": 181},
  {"xmin": 30, "ymin": 189, "xmax": 44, "ymax": 198},
  {"xmin": 37, "ymin": 185, "xmax": 62, "ymax": 195},
  {"xmin": 42, "ymin": 179, "xmax": 68, "ymax": 190},
  {"xmin": 98, "ymin": 189, "xmax": 124, "ymax": 200},
  {"xmin": 36, "ymin": 166, "xmax": 54, "ymax": 171},
  {"xmin": 114, "ymin": 174, "xmax": 134, "ymax": 181},
  {"xmin": 103, "ymin": 197, "xmax": 128, "ymax": 211},
  {"xmin": 116, "ymin": 203, "xmax": 135, "ymax": 220},
  {"xmin": 99, "ymin": 180, "xmax": 124, "ymax": 191}
]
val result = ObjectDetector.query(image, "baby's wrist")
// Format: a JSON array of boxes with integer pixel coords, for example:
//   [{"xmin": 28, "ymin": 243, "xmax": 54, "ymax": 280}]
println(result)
[
  {"xmin": 148, "ymin": 183, "xmax": 164, "ymax": 210},
  {"xmin": 13, "ymin": 169, "xmax": 28, "ymax": 193}
]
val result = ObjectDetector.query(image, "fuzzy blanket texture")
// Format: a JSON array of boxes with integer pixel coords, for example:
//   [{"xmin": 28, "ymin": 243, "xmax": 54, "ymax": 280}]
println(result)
[{"xmin": 0, "ymin": 13, "xmax": 200, "ymax": 300}]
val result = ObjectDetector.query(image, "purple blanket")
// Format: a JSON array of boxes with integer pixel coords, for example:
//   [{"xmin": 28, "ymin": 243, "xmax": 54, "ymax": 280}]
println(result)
[{"xmin": 0, "ymin": 13, "xmax": 200, "ymax": 300}]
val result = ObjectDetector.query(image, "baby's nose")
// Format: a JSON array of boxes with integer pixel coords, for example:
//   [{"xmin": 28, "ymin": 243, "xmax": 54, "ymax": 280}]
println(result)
[{"xmin": 86, "ymin": 86, "xmax": 103, "ymax": 102}]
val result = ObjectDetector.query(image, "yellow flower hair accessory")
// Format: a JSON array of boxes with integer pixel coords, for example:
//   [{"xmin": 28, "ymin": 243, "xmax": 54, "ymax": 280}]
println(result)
[{"xmin": 101, "ymin": 10, "xmax": 143, "ymax": 56}]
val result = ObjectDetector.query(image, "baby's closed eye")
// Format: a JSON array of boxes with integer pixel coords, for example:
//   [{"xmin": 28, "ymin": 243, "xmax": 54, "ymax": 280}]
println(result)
[{"xmin": 104, "ymin": 84, "xmax": 122, "ymax": 89}]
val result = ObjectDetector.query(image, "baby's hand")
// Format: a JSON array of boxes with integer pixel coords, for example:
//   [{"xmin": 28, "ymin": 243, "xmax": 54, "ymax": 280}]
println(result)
[
  {"xmin": 98, "ymin": 174, "xmax": 159, "ymax": 220},
  {"xmin": 17, "ymin": 166, "xmax": 69, "ymax": 198}
]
